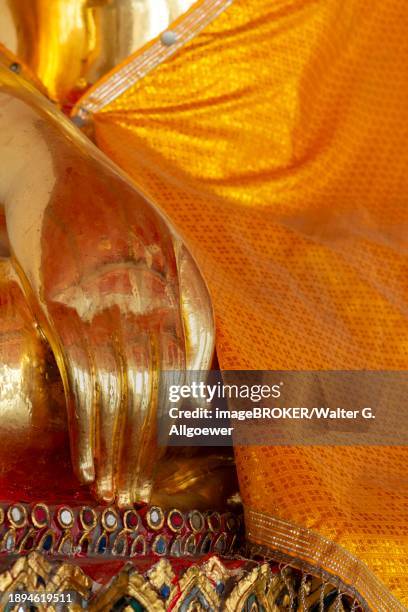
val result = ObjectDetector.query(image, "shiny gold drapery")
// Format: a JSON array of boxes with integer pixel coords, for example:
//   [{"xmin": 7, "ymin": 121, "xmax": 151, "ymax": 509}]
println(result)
[{"xmin": 73, "ymin": 0, "xmax": 408, "ymax": 608}]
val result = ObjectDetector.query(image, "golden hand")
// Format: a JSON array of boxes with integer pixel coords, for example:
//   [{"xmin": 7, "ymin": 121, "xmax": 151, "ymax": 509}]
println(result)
[{"xmin": 0, "ymin": 66, "xmax": 214, "ymax": 506}]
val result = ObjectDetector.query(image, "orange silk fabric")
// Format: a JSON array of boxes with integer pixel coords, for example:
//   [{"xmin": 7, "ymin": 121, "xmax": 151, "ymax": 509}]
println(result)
[{"xmin": 84, "ymin": 0, "xmax": 408, "ymax": 605}]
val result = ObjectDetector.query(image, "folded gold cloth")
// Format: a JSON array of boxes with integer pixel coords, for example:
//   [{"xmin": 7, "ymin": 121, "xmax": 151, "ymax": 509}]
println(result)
[{"xmin": 71, "ymin": 0, "xmax": 408, "ymax": 607}]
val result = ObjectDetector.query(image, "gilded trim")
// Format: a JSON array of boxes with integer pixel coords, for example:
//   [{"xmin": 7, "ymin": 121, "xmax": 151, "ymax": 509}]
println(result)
[
  {"xmin": 72, "ymin": 0, "xmax": 234, "ymax": 122},
  {"xmin": 0, "ymin": 550, "xmax": 359, "ymax": 610},
  {"xmin": 91, "ymin": 571, "xmax": 165, "ymax": 612},
  {"xmin": 0, "ymin": 502, "xmax": 238, "ymax": 559},
  {"xmin": 170, "ymin": 566, "xmax": 221, "ymax": 611},
  {"xmin": 246, "ymin": 507, "xmax": 405, "ymax": 612}
]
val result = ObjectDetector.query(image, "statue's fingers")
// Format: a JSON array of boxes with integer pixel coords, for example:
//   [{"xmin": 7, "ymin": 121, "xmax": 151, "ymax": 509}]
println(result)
[
  {"xmin": 176, "ymin": 241, "xmax": 215, "ymax": 371},
  {"xmin": 116, "ymin": 329, "xmax": 156, "ymax": 506},
  {"xmin": 87, "ymin": 312, "xmax": 124, "ymax": 503},
  {"xmin": 49, "ymin": 309, "xmax": 96, "ymax": 485},
  {"xmin": 150, "ymin": 327, "xmax": 186, "ymax": 489},
  {"xmin": 116, "ymin": 322, "xmax": 185, "ymax": 506},
  {"xmin": 157, "ymin": 328, "xmax": 186, "ymax": 430}
]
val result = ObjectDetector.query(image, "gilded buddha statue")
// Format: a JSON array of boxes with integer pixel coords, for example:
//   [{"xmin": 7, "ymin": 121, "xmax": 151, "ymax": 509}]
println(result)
[{"xmin": 0, "ymin": 1, "xmax": 407, "ymax": 610}]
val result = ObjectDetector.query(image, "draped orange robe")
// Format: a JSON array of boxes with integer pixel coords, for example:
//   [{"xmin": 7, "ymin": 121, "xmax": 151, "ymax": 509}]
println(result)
[
  {"xmin": 2, "ymin": 0, "xmax": 407, "ymax": 608},
  {"xmin": 71, "ymin": 0, "xmax": 408, "ymax": 608}
]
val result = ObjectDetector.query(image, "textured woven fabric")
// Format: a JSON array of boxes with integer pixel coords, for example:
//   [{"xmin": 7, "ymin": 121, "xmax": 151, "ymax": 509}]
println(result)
[{"xmin": 78, "ymin": 0, "xmax": 408, "ymax": 606}]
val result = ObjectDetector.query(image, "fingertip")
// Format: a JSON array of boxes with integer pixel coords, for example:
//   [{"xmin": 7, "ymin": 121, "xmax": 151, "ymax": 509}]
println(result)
[
  {"xmin": 93, "ymin": 477, "xmax": 115, "ymax": 504},
  {"xmin": 75, "ymin": 455, "xmax": 95, "ymax": 485}
]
